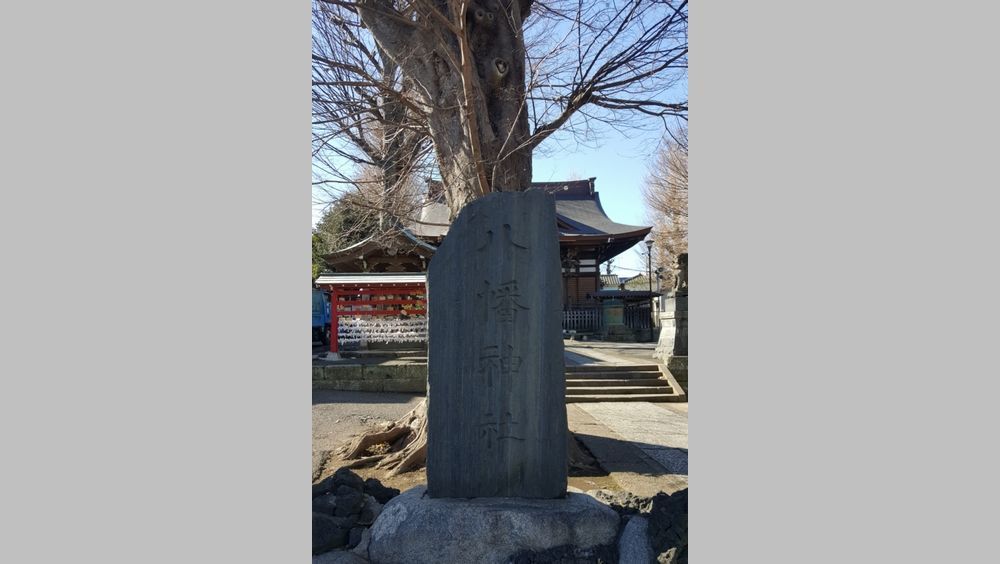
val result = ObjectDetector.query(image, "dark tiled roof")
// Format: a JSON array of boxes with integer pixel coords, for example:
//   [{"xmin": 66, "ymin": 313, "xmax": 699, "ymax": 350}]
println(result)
[
  {"xmin": 600, "ymin": 274, "xmax": 621, "ymax": 288},
  {"xmin": 621, "ymin": 274, "xmax": 651, "ymax": 291},
  {"xmin": 593, "ymin": 289, "xmax": 660, "ymax": 299},
  {"xmin": 408, "ymin": 179, "xmax": 649, "ymax": 240}
]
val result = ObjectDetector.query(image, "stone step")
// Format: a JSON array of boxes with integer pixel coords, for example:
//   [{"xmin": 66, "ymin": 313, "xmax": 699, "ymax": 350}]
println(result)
[
  {"xmin": 566, "ymin": 393, "xmax": 680, "ymax": 403},
  {"xmin": 565, "ymin": 378, "xmax": 667, "ymax": 387},
  {"xmin": 566, "ymin": 386, "xmax": 673, "ymax": 395},
  {"xmin": 565, "ymin": 364, "xmax": 660, "ymax": 373},
  {"xmin": 564, "ymin": 371, "xmax": 662, "ymax": 379}
]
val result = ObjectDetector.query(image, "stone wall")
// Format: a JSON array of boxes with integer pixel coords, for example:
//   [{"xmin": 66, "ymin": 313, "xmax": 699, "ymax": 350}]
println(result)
[{"xmin": 312, "ymin": 363, "xmax": 427, "ymax": 393}]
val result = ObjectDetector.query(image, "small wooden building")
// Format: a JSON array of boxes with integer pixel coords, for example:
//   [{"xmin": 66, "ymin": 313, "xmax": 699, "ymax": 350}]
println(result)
[{"xmin": 320, "ymin": 178, "xmax": 651, "ymax": 334}]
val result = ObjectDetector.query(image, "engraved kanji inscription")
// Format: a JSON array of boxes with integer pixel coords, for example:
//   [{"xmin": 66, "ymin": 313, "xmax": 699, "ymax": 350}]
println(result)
[
  {"xmin": 478, "ymin": 411, "xmax": 524, "ymax": 450},
  {"xmin": 490, "ymin": 280, "xmax": 529, "ymax": 323}
]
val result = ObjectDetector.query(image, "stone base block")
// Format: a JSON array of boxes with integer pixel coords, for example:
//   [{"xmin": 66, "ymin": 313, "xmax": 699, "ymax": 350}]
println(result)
[
  {"xmin": 602, "ymin": 323, "xmax": 636, "ymax": 343},
  {"xmin": 366, "ymin": 486, "xmax": 620, "ymax": 564},
  {"xmin": 666, "ymin": 356, "xmax": 688, "ymax": 394}
]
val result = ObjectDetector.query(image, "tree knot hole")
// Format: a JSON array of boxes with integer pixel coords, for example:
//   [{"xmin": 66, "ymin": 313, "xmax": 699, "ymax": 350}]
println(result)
[{"xmin": 494, "ymin": 58, "xmax": 509, "ymax": 77}]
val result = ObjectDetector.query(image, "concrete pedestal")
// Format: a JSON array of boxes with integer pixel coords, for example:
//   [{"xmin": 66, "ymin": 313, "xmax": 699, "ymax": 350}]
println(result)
[
  {"xmin": 654, "ymin": 290, "xmax": 688, "ymax": 395},
  {"xmin": 365, "ymin": 487, "xmax": 620, "ymax": 564}
]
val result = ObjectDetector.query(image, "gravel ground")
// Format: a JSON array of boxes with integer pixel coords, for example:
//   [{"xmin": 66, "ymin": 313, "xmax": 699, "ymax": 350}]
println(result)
[
  {"xmin": 312, "ymin": 390, "xmax": 425, "ymax": 453},
  {"xmin": 312, "ymin": 389, "xmax": 622, "ymax": 493}
]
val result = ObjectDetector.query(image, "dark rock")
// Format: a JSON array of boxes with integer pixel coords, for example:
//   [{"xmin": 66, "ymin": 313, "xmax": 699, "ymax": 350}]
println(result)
[
  {"xmin": 347, "ymin": 527, "xmax": 365, "ymax": 550},
  {"xmin": 313, "ymin": 476, "xmax": 335, "ymax": 498},
  {"xmin": 349, "ymin": 527, "xmax": 373, "ymax": 558},
  {"xmin": 509, "ymin": 542, "xmax": 617, "ymax": 563},
  {"xmin": 312, "ymin": 550, "xmax": 369, "ymax": 564},
  {"xmin": 427, "ymin": 190, "xmax": 567, "ymax": 499},
  {"xmin": 313, "ymin": 512, "xmax": 350, "ymax": 555},
  {"xmin": 312, "ymin": 493, "xmax": 338, "ymax": 517},
  {"xmin": 333, "ymin": 467, "xmax": 365, "ymax": 491},
  {"xmin": 314, "ymin": 468, "xmax": 366, "ymax": 499},
  {"xmin": 334, "ymin": 485, "xmax": 364, "ymax": 517},
  {"xmin": 647, "ymin": 489, "xmax": 687, "ymax": 564},
  {"xmin": 363, "ymin": 477, "xmax": 399, "ymax": 504},
  {"xmin": 587, "ymin": 489, "xmax": 653, "ymax": 516},
  {"xmin": 357, "ymin": 494, "xmax": 382, "ymax": 526}
]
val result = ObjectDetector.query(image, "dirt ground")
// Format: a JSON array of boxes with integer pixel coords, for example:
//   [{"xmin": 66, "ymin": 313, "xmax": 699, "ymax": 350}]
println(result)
[{"xmin": 312, "ymin": 389, "xmax": 622, "ymax": 492}]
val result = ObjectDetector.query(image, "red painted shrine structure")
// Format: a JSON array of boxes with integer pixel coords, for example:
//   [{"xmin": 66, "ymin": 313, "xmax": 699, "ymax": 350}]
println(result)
[{"xmin": 313, "ymin": 273, "xmax": 426, "ymax": 355}]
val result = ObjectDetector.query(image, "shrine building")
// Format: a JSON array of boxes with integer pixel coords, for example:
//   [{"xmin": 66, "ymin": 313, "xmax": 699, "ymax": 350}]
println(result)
[{"xmin": 320, "ymin": 178, "xmax": 651, "ymax": 311}]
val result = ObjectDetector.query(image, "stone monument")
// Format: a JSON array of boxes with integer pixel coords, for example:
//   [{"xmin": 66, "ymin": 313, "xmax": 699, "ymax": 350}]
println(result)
[
  {"xmin": 426, "ymin": 189, "xmax": 567, "ymax": 499},
  {"xmin": 364, "ymin": 191, "xmax": 619, "ymax": 563}
]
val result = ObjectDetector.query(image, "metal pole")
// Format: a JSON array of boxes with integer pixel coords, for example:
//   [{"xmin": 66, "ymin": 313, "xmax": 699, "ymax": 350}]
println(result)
[
  {"xmin": 646, "ymin": 245, "xmax": 653, "ymax": 338},
  {"xmin": 647, "ymin": 252, "xmax": 652, "ymax": 292},
  {"xmin": 329, "ymin": 289, "xmax": 339, "ymax": 355}
]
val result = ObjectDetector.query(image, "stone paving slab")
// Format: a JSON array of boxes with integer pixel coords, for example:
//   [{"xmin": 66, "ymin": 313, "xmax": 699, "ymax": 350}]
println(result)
[
  {"xmin": 564, "ymin": 346, "xmax": 660, "ymax": 367},
  {"xmin": 640, "ymin": 446, "xmax": 688, "ymax": 475},
  {"xmin": 575, "ymin": 402, "xmax": 688, "ymax": 487},
  {"xmin": 567, "ymin": 405, "xmax": 688, "ymax": 496}
]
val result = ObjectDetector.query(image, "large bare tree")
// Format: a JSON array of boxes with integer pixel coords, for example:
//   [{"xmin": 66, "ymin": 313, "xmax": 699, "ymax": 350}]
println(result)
[
  {"xmin": 322, "ymin": 0, "xmax": 688, "ymax": 218},
  {"xmin": 643, "ymin": 125, "xmax": 688, "ymax": 287},
  {"xmin": 312, "ymin": 0, "xmax": 434, "ymax": 233},
  {"xmin": 316, "ymin": 0, "xmax": 687, "ymax": 475}
]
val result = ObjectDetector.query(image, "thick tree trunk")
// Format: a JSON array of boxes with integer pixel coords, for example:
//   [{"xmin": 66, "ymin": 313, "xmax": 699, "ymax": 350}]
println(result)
[{"xmin": 357, "ymin": 0, "xmax": 533, "ymax": 219}]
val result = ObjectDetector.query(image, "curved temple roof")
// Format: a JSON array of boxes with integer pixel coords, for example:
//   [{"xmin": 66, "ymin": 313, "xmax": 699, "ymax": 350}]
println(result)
[{"xmin": 408, "ymin": 179, "xmax": 650, "ymax": 257}]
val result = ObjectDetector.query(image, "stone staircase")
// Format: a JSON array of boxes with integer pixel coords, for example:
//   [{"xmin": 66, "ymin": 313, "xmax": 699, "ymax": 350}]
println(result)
[{"xmin": 564, "ymin": 364, "xmax": 686, "ymax": 403}]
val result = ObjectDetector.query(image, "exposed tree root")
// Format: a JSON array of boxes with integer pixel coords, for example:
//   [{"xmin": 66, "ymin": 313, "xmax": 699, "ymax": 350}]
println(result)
[
  {"xmin": 341, "ymin": 425, "xmax": 409, "ymax": 459},
  {"xmin": 337, "ymin": 398, "xmax": 600, "ymax": 476},
  {"xmin": 340, "ymin": 454, "xmax": 388, "ymax": 469},
  {"xmin": 337, "ymin": 399, "xmax": 428, "ymax": 474}
]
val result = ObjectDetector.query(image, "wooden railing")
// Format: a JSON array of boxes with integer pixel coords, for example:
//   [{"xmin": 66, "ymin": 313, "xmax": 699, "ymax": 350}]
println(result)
[
  {"xmin": 562, "ymin": 306, "xmax": 602, "ymax": 333},
  {"xmin": 624, "ymin": 301, "xmax": 653, "ymax": 330}
]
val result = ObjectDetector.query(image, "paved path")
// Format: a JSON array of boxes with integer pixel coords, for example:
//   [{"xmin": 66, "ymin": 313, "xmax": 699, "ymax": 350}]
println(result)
[
  {"xmin": 567, "ymin": 401, "xmax": 688, "ymax": 496},
  {"xmin": 563, "ymin": 340, "xmax": 659, "ymax": 366},
  {"xmin": 576, "ymin": 402, "xmax": 688, "ymax": 475}
]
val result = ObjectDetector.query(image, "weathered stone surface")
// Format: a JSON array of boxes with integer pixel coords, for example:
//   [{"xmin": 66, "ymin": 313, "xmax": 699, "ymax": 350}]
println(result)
[
  {"xmin": 332, "ymin": 468, "xmax": 365, "ymax": 491},
  {"xmin": 367, "ymin": 486, "xmax": 619, "ymax": 564},
  {"xmin": 313, "ymin": 513, "xmax": 351, "ymax": 554},
  {"xmin": 314, "ymin": 365, "xmax": 365, "ymax": 381},
  {"xmin": 357, "ymin": 494, "xmax": 382, "ymax": 525},
  {"xmin": 314, "ymin": 467, "xmax": 366, "ymax": 498},
  {"xmin": 349, "ymin": 526, "xmax": 373, "ymax": 559},
  {"xmin": 363, "ymin": 363, "xmax": 426, "ymax": 381},
  {"xmin": 313, "ymin": 550, "xmax": 369, "ymax": 564},
  {"xmin": 347, "ymin": 527, "xmax": 366, "ymax": 550},
  {"xmin": 665, "ymin": 356, "xmax": 687, "ymax": 394},
  {"xmin": 380, "ymin": 377, "xmax": 424, "ymax": 393},
  {"xmin": 648, "ymin": 489, "xmax": 687, "ymax": 564},
  {"xmin": 363, "ymin": 478, "xmax": 399, "ymax": 504},
  {"xmin": 312, "ymin": 364, "xmax": 427, "ymax": 392},
  {"xmin": 334, "ymin": 485, "xmax": 364, "ymax": 517},
  {"xmin": 426, "ymin": 190, "xmax": 567, "ymax": 498},
  {"xmin": 654, "ymin": 254, "xmax": 688, "ymax": 363},
  {"xmin": 618, "ymin": 516, "xmax": 654, "ymax": 564},
  {"xmin": 508, "ymin": 543, "xmax": 617, "ymax": 563},
  {"xmin": 313, "ymin": 493, "xmax": 338, "ymax": 517},
  {"xmin": 586, "ymin": 489, "xmax": 654, "ymax": 516}
]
